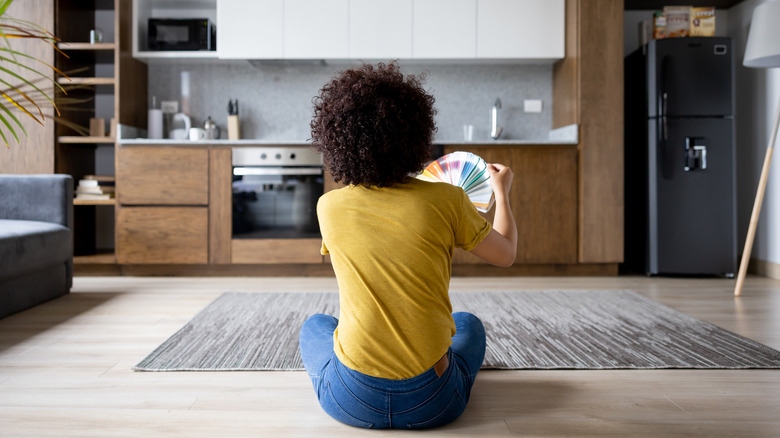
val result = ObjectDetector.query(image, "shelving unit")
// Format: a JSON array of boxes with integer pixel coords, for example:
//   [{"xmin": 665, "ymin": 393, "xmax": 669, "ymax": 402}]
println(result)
[
  {"xmin": 58, "ymin": 136, "xmax": 116, "ymax": 144},
  {"xmin": 57, "ymin": 42, "xmax": 116, "ymax": 51},
  {"xmin": 57, "ymin": 77, "xmax": 116, "ymax": 85},
  {"xmin": 73, "ymin": 198, "xmax": 117, "ymax": 206},
  {"xmin": 54, "ymin": 0, "xmax": 147, "ymax": 263}
]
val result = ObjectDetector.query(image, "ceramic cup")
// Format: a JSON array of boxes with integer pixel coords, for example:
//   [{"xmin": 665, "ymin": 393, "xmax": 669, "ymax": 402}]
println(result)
[{"xmin": 189, "ymin": 127, "xmax": 207, "ymax": 141}]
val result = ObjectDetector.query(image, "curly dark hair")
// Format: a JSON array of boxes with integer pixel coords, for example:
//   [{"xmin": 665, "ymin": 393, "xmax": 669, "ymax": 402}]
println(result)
[{"xmin": 310, "ymin": 62, "xmax": 437, "ymax": 187}]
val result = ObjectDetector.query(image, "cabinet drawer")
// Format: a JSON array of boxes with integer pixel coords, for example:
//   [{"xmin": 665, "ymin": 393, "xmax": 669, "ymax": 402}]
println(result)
[
  {"xmin": 231, "ymin": 239, "xmax": 323, "ymax": 264},
  {"xmin": 117, "ymin": 147, "xmax": 209, "ymax": 205},
  {"xmin": 117, "ymin": 207, "xmax": 208, "ymax": 264}
]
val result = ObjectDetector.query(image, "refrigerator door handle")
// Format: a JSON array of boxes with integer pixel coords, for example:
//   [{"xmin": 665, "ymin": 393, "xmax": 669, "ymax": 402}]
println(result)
[
  {"xmin": 684, "ymin": 137, "xmax": 707, "ymax": 171},
  {"xmin": 659, "ymin": 55, "xmax": 669, "ymax": 141},
  {"xmin": 661, "ymin": 93, "xmax": 668, "ymax": 141}
]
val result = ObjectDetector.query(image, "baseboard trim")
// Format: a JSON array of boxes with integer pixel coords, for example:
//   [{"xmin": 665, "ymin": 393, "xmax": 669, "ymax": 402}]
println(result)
[{"xmin": 748, "ymin": 258, "xmax": 780, "ymax": 280}]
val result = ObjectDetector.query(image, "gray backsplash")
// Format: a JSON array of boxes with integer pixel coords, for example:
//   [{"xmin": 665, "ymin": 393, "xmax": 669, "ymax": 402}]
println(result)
[{"xmin": 148, "ymin": 61, "xmax": 552, "ymax": 143}]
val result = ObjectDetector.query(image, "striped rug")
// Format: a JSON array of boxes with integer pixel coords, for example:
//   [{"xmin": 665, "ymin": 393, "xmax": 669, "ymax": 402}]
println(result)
[{"xmin": 132, "ymin": 290, "xmax": 780, "ymax": 371}]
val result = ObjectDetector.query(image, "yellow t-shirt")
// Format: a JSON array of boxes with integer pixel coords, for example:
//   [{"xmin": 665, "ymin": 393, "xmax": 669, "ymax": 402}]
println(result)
[{"xmin": 318, "ymin": 178, "xmax": 491, "ymax": 379}]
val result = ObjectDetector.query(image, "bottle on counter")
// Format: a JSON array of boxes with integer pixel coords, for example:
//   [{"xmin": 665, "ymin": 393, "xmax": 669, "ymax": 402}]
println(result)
[{"xmin": 148, "ymin": 96, "xmax": 163, "ymax": 139}]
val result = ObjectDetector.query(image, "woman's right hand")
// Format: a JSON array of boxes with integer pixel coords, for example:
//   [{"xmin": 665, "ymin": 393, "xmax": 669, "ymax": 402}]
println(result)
[{"xmin": 487, "ymin": 163, "xmax": 513, "ymax": 199}]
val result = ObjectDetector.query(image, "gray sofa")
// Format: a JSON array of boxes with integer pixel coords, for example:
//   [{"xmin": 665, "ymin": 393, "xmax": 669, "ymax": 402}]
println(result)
[{"xmin": 0, "ymin": 174, "xmax": 73, "ymax": 319}]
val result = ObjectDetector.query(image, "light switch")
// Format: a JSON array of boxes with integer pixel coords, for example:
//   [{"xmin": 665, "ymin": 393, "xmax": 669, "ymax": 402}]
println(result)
[
  {"xmin": 161, "ymin": 101, "xmax": 178, "ymax": 114},
  {"xmin": 524, "ymin": 99, "xmax": 543, "ymax": 113}
]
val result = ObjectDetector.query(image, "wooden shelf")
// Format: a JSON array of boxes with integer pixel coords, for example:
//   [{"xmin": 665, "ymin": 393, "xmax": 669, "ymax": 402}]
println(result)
[
  {"xmin": 59, "ymin": 136, "xmax": 115, "ymax": 144},
  {"xmin": 57, "ymin": 77, "xmax": 115, "ymax": 85},
  {"xmin": 57, "ymin": 42, "xmax": 116, "ymax": 51},
  {"xmin": 74, "ymin": 198, "xmax": 116, "ymax": 206},
  {"xmin": 133, "ymin": 50, "xmax": 219, "ymax": 61},
  {"xmin": 74, "ymin": 252, "xmax": 117, "ymax": 265}
]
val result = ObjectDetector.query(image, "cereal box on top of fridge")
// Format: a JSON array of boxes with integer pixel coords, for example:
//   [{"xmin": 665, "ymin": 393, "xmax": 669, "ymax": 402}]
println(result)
[
  {"xmin": 653, "ymin": 10, "xmax": 666, "ymax": 39},
  {"xmin": 663, "ymin": 6, "xmax": 691, "ymax": 38},
  {"xmin": 690, "ymin": 7, "xmax": 716, "ymax": 36}
]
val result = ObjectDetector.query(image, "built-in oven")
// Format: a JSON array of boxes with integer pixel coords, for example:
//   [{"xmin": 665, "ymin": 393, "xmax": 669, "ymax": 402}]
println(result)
[{"xmin": 232, "ymin": 146, "xmax": 323, "ymax": 239}]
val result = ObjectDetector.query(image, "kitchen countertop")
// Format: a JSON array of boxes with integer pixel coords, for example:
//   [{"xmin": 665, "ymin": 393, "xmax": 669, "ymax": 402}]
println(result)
[
  {"xmin": 117, "ymin": 138, "xmax": 578, "ymax": 146},
  {"xmin": 117, "ymin": 125, "xmax": 578, "ymax": 146}
]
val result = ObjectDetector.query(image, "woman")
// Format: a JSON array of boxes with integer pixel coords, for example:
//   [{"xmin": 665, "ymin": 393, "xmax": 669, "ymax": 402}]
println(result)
[{"xmin": 299, "ymin": 61, "xmax": 517, "ymax": 429}]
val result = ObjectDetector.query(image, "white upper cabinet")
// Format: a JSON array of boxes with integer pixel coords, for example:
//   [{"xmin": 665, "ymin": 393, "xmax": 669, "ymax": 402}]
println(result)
[
  {"xmin": 285, "ymin": 0, "xmax": 348, "ymax": 58},
  {"xmin": 138, "ymin": 0, "xmax": 564, "ymax": 62},
  {"xmin": 477, "ymin": 0, "xmax": 564, "ymax": 60},
  {"xmin": 217, "ymin": 0, "xmax": 283, "ymax": 59},
  {"xmin": 349, "ymin": 0, "xmax": 412, "ymax": 59},
  {"xmin": 413, "ymin": 0, "xmax": 476, "ymax": 59}
]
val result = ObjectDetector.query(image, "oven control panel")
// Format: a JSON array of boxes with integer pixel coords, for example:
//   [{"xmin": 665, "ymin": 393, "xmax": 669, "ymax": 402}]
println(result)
[{"xmin": 232, "ymin": 146, "xmax": 322, "ymax": 167}]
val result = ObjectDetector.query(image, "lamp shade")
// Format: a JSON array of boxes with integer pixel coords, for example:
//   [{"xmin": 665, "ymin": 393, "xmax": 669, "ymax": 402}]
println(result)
[{"xmin": 744, "ymin": 0, "xmax": 780, "ymax": 68}]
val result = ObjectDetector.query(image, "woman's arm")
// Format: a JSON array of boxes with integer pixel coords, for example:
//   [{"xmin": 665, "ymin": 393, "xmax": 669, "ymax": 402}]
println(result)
[{"xmin": 469, "ymin": 163, "xmax": 517, "ymax": 267}]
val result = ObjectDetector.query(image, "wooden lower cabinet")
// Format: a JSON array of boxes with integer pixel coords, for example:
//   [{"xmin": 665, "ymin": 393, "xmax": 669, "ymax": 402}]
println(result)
[
  {"xmin": 117, "ymin": 147, "xmax": 209, "ymax": 205},
  {"xmin": 109, "ymin": 144, "xmax": 579, "ymax": 269},
  {"xmin": 116, "ymin": 146, "xmax": 211, "ymax": 264},
  {"xmin": 116, "ymin": 206, "xmax": 208, "ymax": 264},
  {"xmin": 232, "ymin": 239, "xmax": 323, "ymax": 264},
  {"xmin": 446, "ymin": 145, "xmax": 578, "ymax": 265}
]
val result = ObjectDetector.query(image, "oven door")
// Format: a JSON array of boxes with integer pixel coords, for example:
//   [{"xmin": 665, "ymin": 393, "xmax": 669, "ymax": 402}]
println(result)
[{"xmin": 232, "ymin": 166, "xmax": 323, "ymax": 239}]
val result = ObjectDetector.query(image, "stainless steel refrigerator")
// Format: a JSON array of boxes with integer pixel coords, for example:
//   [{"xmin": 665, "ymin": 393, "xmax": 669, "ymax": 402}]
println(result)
[{"xmin": 624, "ymin": 37, "xmax": 737, "ymax": 276}]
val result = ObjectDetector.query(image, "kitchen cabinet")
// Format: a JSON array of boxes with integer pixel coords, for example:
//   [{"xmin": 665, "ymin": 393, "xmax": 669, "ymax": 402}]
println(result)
[
  {"xmin": 69, "ymin": 0, "xmax": 622, "ymax": 275},
  {"xmin": 477, "ymin": 0, "xmax": 565, "ymax": 60},
  {"xmin": 553, "ymin": 0, "xmax": 623, "ymax": 264},
  {"xmin": 349, "ymin": 0, "xmax": 412, "ymax": 59},
  {"xmin": 116, "ymin": 146, "xmax": 209, "ymax": 264},
  {"xmin": 116, "ymin": 147, "xmax": 209, "ymax": 205},
  {"xmin": 413, "ymin": 0, "xmax": 476, "ymax": 59},
  {"xmin": 284, "ymin": 0, "xmax": 348, "ymax": 58},
  {"xmin": 217, "ymin": 0, "xmax": 283, "ymax": 59},
  {"xmin": 445, "ymin": 145, "xmax": 578, "ymax": 265},
  {"xmin": 117, "ymin": 206, "xmax": 209, "ymax": 264},
  {"xmin": 134, "ymin": 0, "xmax": 563, "ymax": 62},
  {"xmin": 232, "ymin": 239, "xmax": 323, "ymax": 264}
]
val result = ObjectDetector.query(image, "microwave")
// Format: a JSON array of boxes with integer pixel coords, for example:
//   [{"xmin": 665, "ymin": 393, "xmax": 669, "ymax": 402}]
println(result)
[{"xmin": 148, "ymin": 18, "xmax": 216, "ymax": 51}]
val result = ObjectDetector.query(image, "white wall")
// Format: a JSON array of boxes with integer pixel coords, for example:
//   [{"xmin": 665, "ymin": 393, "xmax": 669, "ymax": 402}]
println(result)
[{"xmin": 729, "ymin": 0, "xmax": 780, "ymax": 271}]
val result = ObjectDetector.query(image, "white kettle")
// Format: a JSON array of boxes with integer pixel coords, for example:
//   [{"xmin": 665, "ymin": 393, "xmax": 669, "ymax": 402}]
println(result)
[{"xmin": 169, "ymin": 113, "xmax": 191, "ymax": 139}]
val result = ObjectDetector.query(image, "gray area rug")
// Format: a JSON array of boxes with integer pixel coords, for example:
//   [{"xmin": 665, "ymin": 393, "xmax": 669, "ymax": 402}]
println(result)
[{"xmin": 133, "ymin": 290, "xmax": 780, "ymax": 371}]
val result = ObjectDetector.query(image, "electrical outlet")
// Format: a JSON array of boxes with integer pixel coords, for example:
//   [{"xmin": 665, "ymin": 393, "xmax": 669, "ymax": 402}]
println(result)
[
  {"xmin": 161, "ymin": 101, "xmax": 178, "ymax": 114},
  {"xmin": 524, "ymin": 99, "xmax": 543, "ymax": 113}
]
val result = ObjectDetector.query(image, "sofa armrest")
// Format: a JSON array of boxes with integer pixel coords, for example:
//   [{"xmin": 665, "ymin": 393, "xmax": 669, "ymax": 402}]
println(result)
[{"xmin": 0, "ymin": 174, "xmax": 73, "ymax": 229}]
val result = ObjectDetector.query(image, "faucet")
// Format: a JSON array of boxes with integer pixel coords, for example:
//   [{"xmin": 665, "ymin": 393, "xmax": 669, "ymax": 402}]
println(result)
[{"xmin": 490, "ymin": 98, "xmax": 503, "ymax": 140}]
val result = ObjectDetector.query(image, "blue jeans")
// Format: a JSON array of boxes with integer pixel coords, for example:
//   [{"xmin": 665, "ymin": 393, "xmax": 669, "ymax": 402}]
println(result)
[{"xmin": 299, "ymin": 312, "xmax": 486, "ymax": 429}]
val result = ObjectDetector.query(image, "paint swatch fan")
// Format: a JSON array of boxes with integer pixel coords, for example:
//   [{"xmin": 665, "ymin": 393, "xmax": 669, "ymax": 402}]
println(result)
[{"xmin": 417, "ymin": 151, "xmax": 495, "ymax": 213}]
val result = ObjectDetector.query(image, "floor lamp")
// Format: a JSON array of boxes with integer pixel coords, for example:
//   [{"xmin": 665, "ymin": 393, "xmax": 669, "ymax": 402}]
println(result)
[{"xmin": 735, "ymin": 0, "xmax": 780, "ymax": 296}]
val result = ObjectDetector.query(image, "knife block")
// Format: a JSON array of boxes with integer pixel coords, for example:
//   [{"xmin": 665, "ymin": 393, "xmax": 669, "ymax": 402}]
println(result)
[{"xmin": 227, "ymin": 115, "xmax": 240, "ymax": 140}]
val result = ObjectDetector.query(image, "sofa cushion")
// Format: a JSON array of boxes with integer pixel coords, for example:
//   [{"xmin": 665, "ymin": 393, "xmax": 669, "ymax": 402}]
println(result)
[
  {"xmin": 0, "ymin": 175, "xmax": 72, "ymax": 228},
  {"xmin": 0, "ymin": 219, "xmax": 72, "ymax": 281}
]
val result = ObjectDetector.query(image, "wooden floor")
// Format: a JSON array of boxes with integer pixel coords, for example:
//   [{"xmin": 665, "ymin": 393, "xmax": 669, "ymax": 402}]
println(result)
[{"xmin": 1, "ymin": 275, "xmax": 779, "ymax": 437}]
